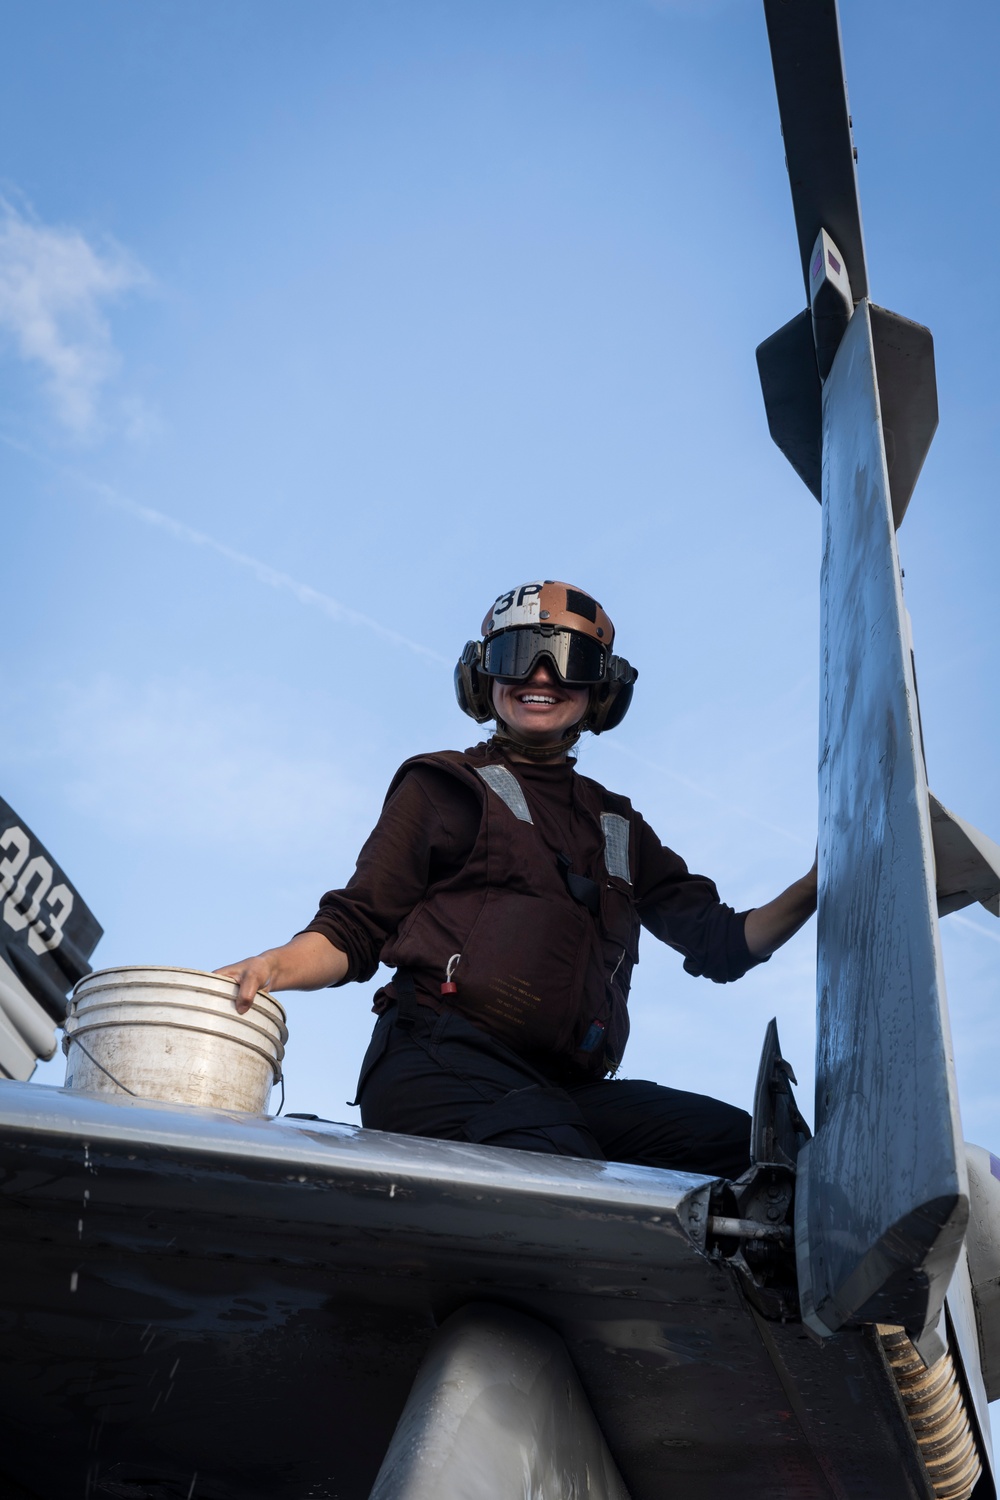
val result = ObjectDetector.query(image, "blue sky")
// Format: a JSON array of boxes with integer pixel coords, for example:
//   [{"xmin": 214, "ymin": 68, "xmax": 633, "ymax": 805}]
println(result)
[{"xmin": 1, "ymin": 0, "xmax": 998, "ymax": 1180}]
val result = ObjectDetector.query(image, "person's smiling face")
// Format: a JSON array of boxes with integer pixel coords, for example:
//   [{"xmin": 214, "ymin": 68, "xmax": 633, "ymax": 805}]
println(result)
[{"xmin": 491, "ymin": 658, "xmax": 589, "ymax": 755}]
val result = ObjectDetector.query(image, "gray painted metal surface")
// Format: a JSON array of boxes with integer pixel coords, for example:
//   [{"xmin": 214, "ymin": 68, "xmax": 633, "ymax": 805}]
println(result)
[
  {"xmin": 369, "ymin": 1303, "xmax": 631, "ymax": 1500},
  {"xmin": 757, "ymin": 301, "xmax": 938, "ymax": 529},
  {"xmin": 0, "ymin": 953, "xmax": 56, "ymax": 1079},
  {"xmin": 756, "ymin": 303, "xmax": 938, "ymax": 526},
  {"xmin": 943, "ymin": 1242, "xmax": 996, "ymax": 1481},
  {"xmin": 964, "ymin": 1145, "xmax": 1000, "ymax": 1404},
  {"xmin": 930, "ymin": 797, "xmax": 1000, "ymax": 919},
  {"xmin": 0, "ymin": 1082, "xmax": 938, "ymax": 1499},
  {"xmin": 797, "ymin": 300, "xmax": 968, "ymax": 1350},
  {"xmin": 867, "ymin": 305, "xmax": 938, "ymax": 529},
  {"xmin": 757, "ymin": 307, "xmax": 825, "ymax": 499}
]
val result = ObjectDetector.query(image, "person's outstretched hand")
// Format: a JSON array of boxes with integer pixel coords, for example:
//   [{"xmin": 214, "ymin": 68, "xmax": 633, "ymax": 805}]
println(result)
[
  {"xmin": 215, "ymin": 933, "xmax": 349, "ymax": 1014},
  {"xmin": 214, "ymin": 955, "xmax": 278, "ymax": 1014}
]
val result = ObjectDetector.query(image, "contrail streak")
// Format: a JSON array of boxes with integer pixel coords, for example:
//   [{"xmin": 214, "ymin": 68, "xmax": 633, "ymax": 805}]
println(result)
[
  {"xmin": 90, "ymin": 479, "xmax": 450, "ymax": 666},
  {"xmin": 949, "ymin": 912, "xmax": 1000, "ymax": 946},
  {"xmin": 2, "ymin": 434, "xmax": 449, "ymax": 666},
  {"xmin": 605, "ymin": 740, "xmax": 812, "ymax": 848}
]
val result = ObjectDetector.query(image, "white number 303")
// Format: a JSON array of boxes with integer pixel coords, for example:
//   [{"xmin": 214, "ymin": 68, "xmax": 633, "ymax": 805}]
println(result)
[{"xmin": 0, "ymin": 825, "xmax": 75, "ymax": 956}]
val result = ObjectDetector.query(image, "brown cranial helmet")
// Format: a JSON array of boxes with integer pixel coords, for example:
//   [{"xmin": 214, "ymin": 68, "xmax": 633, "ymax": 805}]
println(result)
[
  {"xmin": 454, "ymin": 580, "xmax": 637, "ymax": 738},
  {"xmin": 479, "ymin": 581, "xmax": 615, "ymax": 644}
]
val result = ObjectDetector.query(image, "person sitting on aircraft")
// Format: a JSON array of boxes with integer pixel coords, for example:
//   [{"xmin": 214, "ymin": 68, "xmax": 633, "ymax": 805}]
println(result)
[{"xmin": 217, "ymin": 581, "xmax": 816, "ymax": 1177}]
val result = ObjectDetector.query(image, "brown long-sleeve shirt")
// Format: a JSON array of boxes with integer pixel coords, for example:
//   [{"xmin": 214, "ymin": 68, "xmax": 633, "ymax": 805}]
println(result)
[{"xmin": 305, "ymin": 750, "xmax": 762, "ymax": 998}]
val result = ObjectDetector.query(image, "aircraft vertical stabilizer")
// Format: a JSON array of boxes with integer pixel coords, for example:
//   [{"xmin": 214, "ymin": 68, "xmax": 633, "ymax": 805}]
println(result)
[
  {"xmin": 795, "ymin": 301, "xmax": 967, "ymax": 1354},
  {"xmin": 758, "ymin": 0, "xmax": 975, "ymax": 1357},
  {"xmin": 757, "ymin": 0, "xmax": 939, "ymax": 529}
]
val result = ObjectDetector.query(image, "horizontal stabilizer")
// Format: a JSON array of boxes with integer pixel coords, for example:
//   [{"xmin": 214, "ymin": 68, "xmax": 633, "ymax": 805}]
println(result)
[
  {"xmin": 871, "ymin": 305, "xmax": 938, "ymax": 528},
  {"xmin": 758, "ymin": 301, "xmax": 937, "ymax": 522},
  {"xmin": 929, "ymin": 793, "xmax": 1000, "ymax": 918},
  {"xmin": 756, "ymin": 309, "xmax": 822, "ymax": 500},
  {"xmin": 763, "ymin": 0, "xmax": 868, "ymax": 301}
]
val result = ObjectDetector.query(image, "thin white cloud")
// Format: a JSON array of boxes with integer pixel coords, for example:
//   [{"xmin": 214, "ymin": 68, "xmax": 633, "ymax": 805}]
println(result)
[
  {"xmin": 0, "ymin": 195, "xmax": 149, "ymax": 437},
  {"xmin": 45, "ymin": 674, "xmax": 363, "ymax": 851}
]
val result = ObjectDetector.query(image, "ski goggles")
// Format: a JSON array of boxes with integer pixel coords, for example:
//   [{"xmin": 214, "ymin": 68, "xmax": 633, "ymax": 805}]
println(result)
[{"xmin": 482, "ymin": 626, "xmax": 608, "ymax": 685}]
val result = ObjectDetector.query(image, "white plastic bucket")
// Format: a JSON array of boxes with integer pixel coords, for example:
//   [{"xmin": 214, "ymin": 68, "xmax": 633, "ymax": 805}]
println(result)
[{"xmin": 63, "ymin": 966, "xmax": 287, "ymax": 1114}]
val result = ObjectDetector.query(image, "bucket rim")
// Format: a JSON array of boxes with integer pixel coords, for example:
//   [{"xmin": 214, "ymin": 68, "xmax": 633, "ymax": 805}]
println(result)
[
  {"xmin": 64, "ymin": 995, "xmax": 288, "ymax": 1051},
  {"xmin": 73, "ymin": 965, "xmax": 285, "ymax": 1018}
]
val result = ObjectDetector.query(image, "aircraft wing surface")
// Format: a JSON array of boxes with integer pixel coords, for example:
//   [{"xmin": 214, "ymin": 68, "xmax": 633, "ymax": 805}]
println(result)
[{"xmin": 0, "ymin": 1084, "xmax": 942, "ymax": 1500}]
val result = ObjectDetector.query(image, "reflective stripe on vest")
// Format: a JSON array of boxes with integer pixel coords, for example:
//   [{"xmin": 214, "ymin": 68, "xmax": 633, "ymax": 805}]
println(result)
[
  {"xmin": 477, "ymin": 766, "xmax": 632, "ymax": 885},
  {"xmin": 475, "ymin": 765, "xmax": 533, "ymax": 823},
  {"xmin": 600, "ymin": 812, "xmax": 631, "ymax": 884}
]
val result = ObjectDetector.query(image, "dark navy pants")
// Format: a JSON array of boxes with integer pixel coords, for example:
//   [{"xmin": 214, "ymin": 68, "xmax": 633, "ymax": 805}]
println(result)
[{"xmin": 356, "ymin": 1006, "xmax": 751, "ymax": 1179}]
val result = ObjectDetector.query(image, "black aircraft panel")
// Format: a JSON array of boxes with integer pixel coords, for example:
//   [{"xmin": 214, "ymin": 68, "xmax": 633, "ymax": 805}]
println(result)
[{"xmin": 0, "ymin": 796, "xmax": 103, "ymax": 1022}]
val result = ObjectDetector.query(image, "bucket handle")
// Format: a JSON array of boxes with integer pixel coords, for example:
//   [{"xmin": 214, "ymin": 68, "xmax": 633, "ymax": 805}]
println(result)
[{"xmin": 68, "ymin": 1036, "xmax": 138, "ymax": 1097}]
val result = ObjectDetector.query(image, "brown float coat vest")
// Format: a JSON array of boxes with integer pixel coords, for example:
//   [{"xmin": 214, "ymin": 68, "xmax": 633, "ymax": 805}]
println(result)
[{"xmin": 379, "ymin": 748, "xmax": 641, "ymax": 1077}]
